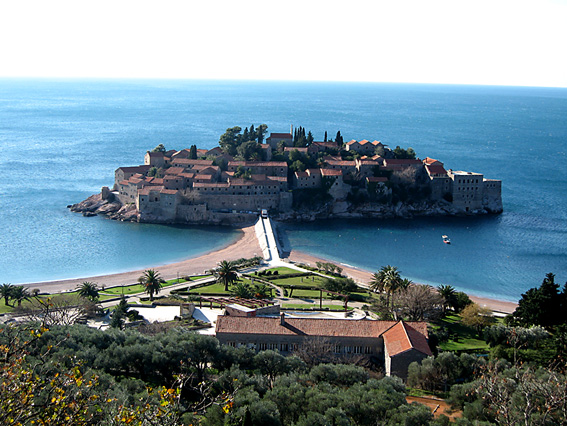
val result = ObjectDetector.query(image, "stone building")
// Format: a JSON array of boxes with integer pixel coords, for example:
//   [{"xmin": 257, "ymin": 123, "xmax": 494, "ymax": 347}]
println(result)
[
  {"xmin": 265, "ymin": 132, "xmax": 293, "ymax": 150},
  {"xmin": 215, "ymin": 311, "xmax": 432, "ymax": 379}
]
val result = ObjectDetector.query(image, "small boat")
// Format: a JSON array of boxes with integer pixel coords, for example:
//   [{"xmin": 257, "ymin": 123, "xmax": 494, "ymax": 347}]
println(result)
[{"xmin": 442, "ymin": 235, "xmax": 451, "ymax": 244}]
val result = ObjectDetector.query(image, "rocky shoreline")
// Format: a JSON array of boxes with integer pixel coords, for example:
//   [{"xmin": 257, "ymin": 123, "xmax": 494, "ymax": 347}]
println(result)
[{"xmin": 69, "ymin": 191, "xmax": 502, "ymax": 225}]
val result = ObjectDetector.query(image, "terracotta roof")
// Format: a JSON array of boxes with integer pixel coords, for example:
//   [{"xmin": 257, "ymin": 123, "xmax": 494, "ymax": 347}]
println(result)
[
  {"xmin": 306, "ymin": 168, "xmax": 321, "ymax": 176},
  {"xmin": 267, "ymin": 133, "xmax": 292, "ymax": 139},
  {"xmin": 358, "ymin": 139, "xmax": 370, "ymax": 145},
  {"xmin": 295, "ymin": 171, "xmax": 308, "ymax": 178},
  {"xmin": 139, "ymin": 185, "xmax": 164, "ymax": 194},
  {"xmin": 320, "ymin": 169, "xmax": 343, "ymax": 177},
  {"xmin": 346, "ymin": 140, "xmax": 359, "ymax": 146},
  {"xmin": 326, "ymin": 159, "xmax": 356, "ymax": 166},
  {"xmin": 151, "ymin": 178, "xmax": 164, "ymax": 185},
  {"xmin": 382, "ymin": 321, "xmax": 432, "ymax": 357},
  {"xmin": 384, "ymin": 159, "xmax": 422, "ymax": 165},
  {"xmin": 423, "ymin": 157, "xmax": 442, "ymax": 166},
  {"xmin": 193, "ymin": 182, "xmax": 230, "ymax": 188},
  {"xmin": 206, "ymin": 147, "xmax": 223, "ymax": 156},
  {"xmin": 228, "ymin": 178, "xmax": 255, "ymax": 186},
  {"xmin": 119, "ymin": 180, "xmax": 129, "ymax": 186},
  {"xmin": 146, "ymin": 151, "xmax": 164, "ymax": 157},
  {"xmin": 367, "ymin": 176, "xmax": 388, "ymax": 182},
  {"xmin": 267, "ymin": 176, "xmax": 287, "ymax": 182},
  {"xmin": 229, "ymin": 161, "xmax": 288, "ymax": 167},
  {"xmin": 216, "ymin": 316, "xmax": 398, "ymax": 338},
  {"xmin": 166, "ymin": 167, "xmax": 185, "ymax": 175},
  {"xmin": 194, "ymin": 174, "xmax": 214, "ymax": 181},
  {"xmin": 371, "ymin": 140, "xmax": 384, "ymax": 146},
  {"xmin": 117, "ymin": 165, "xmax": 150, "ymax": 173},
  {"xmin": 426, "ymin": 165, "xmax": 448, "ymax": 176},
  {"xmin": 179, "ymin": 173, "xmax": 195, "ymax": 179}
]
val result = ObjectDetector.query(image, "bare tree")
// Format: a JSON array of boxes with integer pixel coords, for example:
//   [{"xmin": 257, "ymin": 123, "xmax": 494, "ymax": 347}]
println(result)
[
  {"xmin": 396, "ymin": 284, "xmax": 443, "ymax": 321},
  {"xmin": 15, "ymin": 294, "xmax": 97, "ymax": 326}
]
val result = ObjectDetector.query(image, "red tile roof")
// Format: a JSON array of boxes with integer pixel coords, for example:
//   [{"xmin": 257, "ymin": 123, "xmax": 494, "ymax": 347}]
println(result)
[
  {"xmin": 382, "ymin": 321, "xmax": 432, "ymax": 357},
  {"xmin": 326, "ymin": 159, "xmax": 356, "ymax": 166},
  {"xmin": 160, "ymin": 189, "xmax": 178, "ymax": 195},
  {"xmin": 166, "ymin": 167, "xmax": 185, "ymax": 175},
  {"xmin": 216, "ymin": 316, "xmax": 398, "ymax": 338},
  {"xmin": 268, "ymin": 133, "xmax": 292, "ymax": 139},
  {"xmin": 384, "ymin": 159, "xmax": 422, "ymax": 165},
  {"xmin": 295, "ymin": 171, "xmax": 309, "ymax": 178},
  {"xmin": 426, "ymin": 165, "xmax": 448, "ymax": 176},
  {"xmin": 367, "ymin": 176, "xmax": 388, "ymax": 182},
  {"xmin": 320, "ymin": 169, "xmax": 343, "ymax": 177},
  {"xmin": 118, "ymin": 165, "xmax": 151, "ymax": 173}
]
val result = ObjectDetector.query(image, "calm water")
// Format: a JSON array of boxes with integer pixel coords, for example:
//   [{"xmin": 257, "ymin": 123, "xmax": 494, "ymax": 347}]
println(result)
[{"xmin": 1, "ymin": 79, "xmax": 566, "ymax": 300}]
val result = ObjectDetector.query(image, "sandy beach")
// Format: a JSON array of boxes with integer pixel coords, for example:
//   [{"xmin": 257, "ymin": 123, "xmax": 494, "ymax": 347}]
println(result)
[
  {"xmin": 288, "ymin": 250, "xmax": 518, "ymax": 314},
  {"xmin": 21, "ymin": 222, "xmax": 518, "ymax": 314},
  {"xmin": 22, "ymin": 225, "xmax": 262, "ymax": 294}
]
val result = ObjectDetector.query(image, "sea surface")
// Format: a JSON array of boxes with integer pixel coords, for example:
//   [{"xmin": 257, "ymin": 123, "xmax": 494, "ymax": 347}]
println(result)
[{"xmin": 1, "ymin": 79, "xmax": 566, "ymax": 301}]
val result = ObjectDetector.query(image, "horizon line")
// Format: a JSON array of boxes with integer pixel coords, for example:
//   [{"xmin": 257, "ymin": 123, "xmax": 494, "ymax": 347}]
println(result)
[{"xmin": 1, "ymin": 76, "xmax": 566, "ymax": 90}]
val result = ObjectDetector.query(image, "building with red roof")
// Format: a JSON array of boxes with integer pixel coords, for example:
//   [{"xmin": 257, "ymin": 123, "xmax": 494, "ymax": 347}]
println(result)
[{"xmin": 215, "ymin": 308, "xmax": 432, "ymax": 379}]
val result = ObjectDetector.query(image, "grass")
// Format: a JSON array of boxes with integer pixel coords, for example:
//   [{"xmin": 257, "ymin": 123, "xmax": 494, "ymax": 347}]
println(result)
[
  {"xmin": 189, "ymin": 282, "xmax": 230, "ymax": 295},
  {"xmin": 271, "ymin": 275, "xmax": 326, "ymax": 287},
  {"xmin": 263, "ymin": 267, "xmax": 302, "ymax": 275},
  {"xmin": 282, "ymin": 303, "xmax": 353, "ymax": 311},
  {"xmin": 435, "ymin": 314, "xmax": 490, "ymax": 352}
]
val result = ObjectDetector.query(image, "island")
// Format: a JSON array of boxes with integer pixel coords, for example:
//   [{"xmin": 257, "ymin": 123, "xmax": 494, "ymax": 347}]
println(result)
[{"xmin": 70, "ymin": 125, "xmax": 502, "ymax": 225}]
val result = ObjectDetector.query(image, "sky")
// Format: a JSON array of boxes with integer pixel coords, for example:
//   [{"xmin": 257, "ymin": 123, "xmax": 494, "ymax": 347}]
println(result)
[{"xmin": 1, "ymin": 0, "xmax": 566, "ymax": 87}]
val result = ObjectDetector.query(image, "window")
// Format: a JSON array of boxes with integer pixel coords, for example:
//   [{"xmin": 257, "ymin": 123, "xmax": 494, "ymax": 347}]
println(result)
[
  {"xmin": 334, "ymin": 345, "xmax": 342, "ymax": 354},
  {"xmin": 280, "ymin": 343, "xmax": 289, "ymax": 352}
]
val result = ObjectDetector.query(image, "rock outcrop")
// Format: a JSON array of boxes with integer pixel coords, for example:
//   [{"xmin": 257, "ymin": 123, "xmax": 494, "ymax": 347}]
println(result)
[{"xmin": 68, "ymin": 190, "xmax": 138, "ymax": 221}]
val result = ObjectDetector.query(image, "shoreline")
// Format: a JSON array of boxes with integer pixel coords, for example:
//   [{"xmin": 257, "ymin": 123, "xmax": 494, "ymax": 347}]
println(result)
[
  {"xmin": 287, "ymin": 250, "xmax": 518, "ymax": 314},
  {"xmin": 20, "ymin": 223, "xmax": 518, "ymax": 315},
  {"xmin": 22, "ymin": 225, "xmax": 262, "ymax": 294}
]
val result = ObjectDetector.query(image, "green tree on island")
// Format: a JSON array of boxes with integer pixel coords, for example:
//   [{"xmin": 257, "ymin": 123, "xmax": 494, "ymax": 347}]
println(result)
[
  {"xmin": 214, "ymin": 260, "xmax": 238, "ymax": 291},
  {"xmin": 151, "ymin": 143, "xmax": 166, "ymax": 152},
  {"xmin": 139, "ymin": 269, "xmax": 163, "ymax": 301}
]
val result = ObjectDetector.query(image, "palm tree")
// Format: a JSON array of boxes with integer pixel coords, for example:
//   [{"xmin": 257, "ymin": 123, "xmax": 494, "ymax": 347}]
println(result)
[
  {"xmin": 0, "ymin": 283, "xmax": 14, "ymax": 307},
  {"xmin": 369, "ymin": 265, "xmax": 402, "ymax": 310},
  {"xmin": 437, "ymin": 284, "xmax": 457, "ymax": 315},
  {"xmin": 77, "ymin": 281, "xmax": 99, "ymax": 302},
  {"xmin": 10, "ymin": 286, "xmax": 31, "ymax": 307},
  {"xmin": 214, "ymin": 260, "xmax": 238, "ymax": 292},
  {"xmin": 139, "ymin": 269, "xmax": 162, "ymax": 301}
]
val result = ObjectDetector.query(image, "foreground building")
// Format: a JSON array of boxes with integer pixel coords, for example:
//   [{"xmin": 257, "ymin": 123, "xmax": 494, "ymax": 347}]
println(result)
[{"xmin": 215, "ymin": 305, "xmax": 432, "ymax": 379}]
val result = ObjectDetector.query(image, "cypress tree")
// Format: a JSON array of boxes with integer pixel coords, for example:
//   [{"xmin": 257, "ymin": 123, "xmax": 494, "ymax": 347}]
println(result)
[{"xmin": 324, "ymin": 131, "xmax": 327, "ymax": 142}]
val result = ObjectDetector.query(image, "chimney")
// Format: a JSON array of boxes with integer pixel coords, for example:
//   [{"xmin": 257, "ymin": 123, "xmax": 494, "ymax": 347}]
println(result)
[{"xmin": 280, "ymin": 312, "xmax": 285, "ymax": 325}]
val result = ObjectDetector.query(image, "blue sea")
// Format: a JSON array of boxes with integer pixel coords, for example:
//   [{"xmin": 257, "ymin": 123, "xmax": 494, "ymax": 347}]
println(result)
[{"xmin": 1, "ymin": 79, "xmax": 566, "ymax": 301}]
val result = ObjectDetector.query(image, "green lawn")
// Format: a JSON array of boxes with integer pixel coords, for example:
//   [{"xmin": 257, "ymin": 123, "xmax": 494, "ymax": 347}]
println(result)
[
  {"xmin": 435, "ymin": 314, "xmax": 490, "ymax": 352},
  {"xmin": 189, "ymin": 281, "xmax": 231, "ymax": 295},
  {"xmin": 271, "ymin": 275, "xmax": 326, "ymax": 287},
  {"xmin": 263, "ymin": 267, "xmax": 302, "ymax": 275},
  {"xmin": 282, "ymin": 303, "xmax": 353, "ymax": 311}
]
